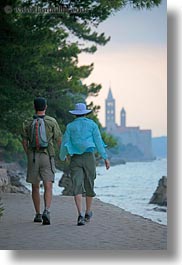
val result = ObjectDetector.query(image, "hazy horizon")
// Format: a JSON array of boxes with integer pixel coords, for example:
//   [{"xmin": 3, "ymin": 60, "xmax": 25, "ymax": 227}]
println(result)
[{"xmin": 79, "ymin": 0, "xmax": 167, "ymax": 137}]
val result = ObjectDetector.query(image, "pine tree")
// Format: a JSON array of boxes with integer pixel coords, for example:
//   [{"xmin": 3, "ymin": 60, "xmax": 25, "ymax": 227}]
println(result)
[{"xmin": 0, "ymin": 0, "xmax": 162, "ymax": 158}]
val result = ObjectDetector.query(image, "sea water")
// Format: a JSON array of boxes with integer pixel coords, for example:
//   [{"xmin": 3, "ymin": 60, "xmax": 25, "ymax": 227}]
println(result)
[{"xmin": 53, "ymin": 159, "xmax": 167, "ymax": 225}]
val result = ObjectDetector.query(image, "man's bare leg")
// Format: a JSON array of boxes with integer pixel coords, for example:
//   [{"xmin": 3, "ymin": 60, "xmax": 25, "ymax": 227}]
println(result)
[
  {"xmin": 43, "ymin": 181, "xmax": 52, "ymax": 210},
  {"xmin": 32, "ymin": 183, "xmax": 40, "ymax": 213},
  {"xmin": 42, "ymin": 181, "xmax": 52, "ymax": 225}
]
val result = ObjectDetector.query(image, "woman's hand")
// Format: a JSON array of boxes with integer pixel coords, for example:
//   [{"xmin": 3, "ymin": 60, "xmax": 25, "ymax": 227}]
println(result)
[{"xmin": 104, "ymin": 159, "xmax": 110, "ymax": 170}]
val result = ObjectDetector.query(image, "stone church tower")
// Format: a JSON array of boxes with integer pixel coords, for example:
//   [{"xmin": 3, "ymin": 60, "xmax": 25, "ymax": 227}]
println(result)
[
  {"xmin": 105, "ymin": 88, "xmax": 116, "ymax": 133},
  {"xmin": 105, "ymin": 88, "xmax": 154, "ymax": 161},
  {"xmin": 120, "ymin": 107, "xmax": 126, "ymax": 127}
]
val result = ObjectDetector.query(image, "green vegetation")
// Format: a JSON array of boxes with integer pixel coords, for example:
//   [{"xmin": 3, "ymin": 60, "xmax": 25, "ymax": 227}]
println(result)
[{"xmin": 0, "ymin": 0, "xmax": 161, "ymax": 164}]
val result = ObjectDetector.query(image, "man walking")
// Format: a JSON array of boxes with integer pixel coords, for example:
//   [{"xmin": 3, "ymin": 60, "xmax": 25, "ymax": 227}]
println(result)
[
  {"xmin": 21, "ymin": 97, "xmax": 61, "ymax": 225},
  {"xmin": 60, "ymin": 103, "xmax": 110, "ymax": 226}
]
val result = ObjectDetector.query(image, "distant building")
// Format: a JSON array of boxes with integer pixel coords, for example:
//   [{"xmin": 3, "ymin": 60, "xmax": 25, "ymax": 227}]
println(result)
[{"xmin": 105, "ymin": 88, "xmax": 154, "ymax": 161}]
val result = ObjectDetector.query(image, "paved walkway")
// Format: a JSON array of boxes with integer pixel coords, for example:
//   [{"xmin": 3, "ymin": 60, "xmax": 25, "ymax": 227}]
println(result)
[{"xmin": 0, "ymin": 193, "xmax": 167, "ymax": 250}]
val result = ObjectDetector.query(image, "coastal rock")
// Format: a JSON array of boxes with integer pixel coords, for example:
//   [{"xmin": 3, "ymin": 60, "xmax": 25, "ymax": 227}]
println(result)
[
  {"xmin": 153, "ymin": 207, "xmax": 167, "ymax": 213},
  {"xmin": 58, "ymin": 171, "xmax": 73, "ymax": 196},
  {"xmin": 0, "ymin": 168, "xmax": 9, "ymax": 187},
  {"xmin": 9, "ymin": 185, "xmax": 30, "ymax": 194},
  {"xmin": 8, "ymin": 170, "xmax": 24, "ymax": 187},
  {"xmin": 0, "ymin": 163, "xmax": 29, "ymax": 194},
  {"xmin": 149, "ymin": 176, "xmax": 167, "ymax": 206}
]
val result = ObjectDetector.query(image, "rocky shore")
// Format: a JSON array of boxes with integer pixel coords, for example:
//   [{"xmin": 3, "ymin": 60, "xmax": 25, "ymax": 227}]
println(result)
[
  {"xmin": 149, "ymin": 176, "xmax": 167, "ymax": 206},
  {"xmin": 0, "ymin": 162, "xmax": 29, "ymax": 194}
]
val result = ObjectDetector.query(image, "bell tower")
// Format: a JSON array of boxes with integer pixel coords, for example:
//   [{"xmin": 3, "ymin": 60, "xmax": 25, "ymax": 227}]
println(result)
[
  {"xmin": 105, "ymin": 88, "xmax": 116, "ymax": 132},
  {"xmin": 120, "ymin": 107, "xmax": 126, "ymax": 127}
]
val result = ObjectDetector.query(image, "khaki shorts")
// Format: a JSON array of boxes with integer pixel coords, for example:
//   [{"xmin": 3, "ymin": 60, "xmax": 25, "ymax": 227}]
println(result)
[
  {"xmin": 26, "ymin": 151, "xmax": 56, "ymax": 184},
  {"xmin": 70, "ymin": 152, "xmax": 96, "ymax": 197}
]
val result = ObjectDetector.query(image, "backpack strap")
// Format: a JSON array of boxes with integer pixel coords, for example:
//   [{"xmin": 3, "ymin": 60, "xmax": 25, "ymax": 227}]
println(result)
[
  {"xmin": 33, "ymin": 150, "xmax": 35, "ymax": 163},
  {"xmin": 35, "ymin": 118, "xmax": 40, "ymax": 150}
]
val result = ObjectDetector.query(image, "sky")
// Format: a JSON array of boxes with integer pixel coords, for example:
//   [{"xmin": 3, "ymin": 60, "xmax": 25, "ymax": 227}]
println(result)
[{"xmin": 78, "ymin": 0, "xmax": 167, "ymax": 137}]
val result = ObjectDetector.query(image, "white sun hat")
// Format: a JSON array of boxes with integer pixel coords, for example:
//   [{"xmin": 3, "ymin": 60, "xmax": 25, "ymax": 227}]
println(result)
[{"xmin": 69, "ymin": 103, "xmax": 92, "ymax": 115}]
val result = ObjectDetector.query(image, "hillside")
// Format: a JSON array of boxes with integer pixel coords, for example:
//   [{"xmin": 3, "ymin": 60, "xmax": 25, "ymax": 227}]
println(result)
[{"xmin": 152, "ymin": 136, "xmax": 167, "ymax": 158}]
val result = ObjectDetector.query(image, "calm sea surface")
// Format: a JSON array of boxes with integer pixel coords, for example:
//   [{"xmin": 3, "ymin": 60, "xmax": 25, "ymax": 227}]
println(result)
[{"xmin": 51, "ymin": 159, "xmax": 167, "ymax": 225}]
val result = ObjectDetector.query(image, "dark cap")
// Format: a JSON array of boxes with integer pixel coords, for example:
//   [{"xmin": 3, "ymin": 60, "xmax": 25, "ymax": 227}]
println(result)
[{"xmin": 34, "ymin": 97, "xmax": 47, "ymax": 111}]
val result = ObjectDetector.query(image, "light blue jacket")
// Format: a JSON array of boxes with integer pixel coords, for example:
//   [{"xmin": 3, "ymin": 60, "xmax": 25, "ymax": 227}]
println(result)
[{"xmin": 59, "ymin": 117, "xmax": 108, "ymax": 160}]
